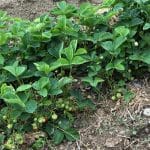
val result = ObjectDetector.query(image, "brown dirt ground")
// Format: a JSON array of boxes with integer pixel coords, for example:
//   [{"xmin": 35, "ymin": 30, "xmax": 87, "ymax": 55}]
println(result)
[
  {"xmin": 0, "ymin": 1, "xmax": 150, "ymax": 150},
  {"xmin": 0, "ymin": 0, "xmax": 101, "ymax": 20},
  {"xmin": 52, "ymin": 78, "xmax": 150, "ymax": 150}
]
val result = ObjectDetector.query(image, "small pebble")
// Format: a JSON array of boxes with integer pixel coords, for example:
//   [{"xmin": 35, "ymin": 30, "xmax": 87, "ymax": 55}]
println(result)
[{"xmin": 143, "ymin": 107, "xmax": 150, "ymax": 117}]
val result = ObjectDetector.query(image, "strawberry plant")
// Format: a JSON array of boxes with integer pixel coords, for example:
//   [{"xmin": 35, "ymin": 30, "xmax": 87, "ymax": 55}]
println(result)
[{"xmin": 0, "ymin": 0, "xmax": 149, "ymax": 148}]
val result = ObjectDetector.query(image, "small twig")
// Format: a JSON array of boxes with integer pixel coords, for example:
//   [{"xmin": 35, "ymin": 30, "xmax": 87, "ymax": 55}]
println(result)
[
  {"xmin": 81, "ymin": 122, "xmax": 96, "ymax": 133},
  {"xmin": 76, "ymin": 141, "xmax": 81, "ymax": 150},
  {"xmin": 117, "ymin": 135, "xmax": 130, "ymax": 139},
  {"xmin": 124, "ymin": 140, "xmax": 137, "ymax": 149},
  {"xmin": 78, "ymin": 140, "xmax": 88, "ymax": 149},
  {"xmin": 127, "ymin": 108, "xmax": 135, "ymax": 121}
]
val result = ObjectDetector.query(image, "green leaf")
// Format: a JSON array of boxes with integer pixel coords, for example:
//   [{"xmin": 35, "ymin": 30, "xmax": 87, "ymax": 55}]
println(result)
[
  {"xmin": 0, "ymin": 32, "xmax": 10, "ymax": 45},
  {"xmin": 56, "ymin": 15, "xmax": 67, "ymax": 30},
  {"xmin": 32, "ymin": 77, "xmax": 50, "ymax": 90},
  {"xmin": 129, "ymin": 50, "xmax": 150, "ymax": 65},
  {"xmin": 53, "ymin": 129, "xmax": 64, "ymax": 145},
  {"xmin": 72, "ymin": 56, "xmax": 87, "ymax": 65},
  {"xmin": 71, "ymin": 89, "xmax": 95, "ymax": 109},
  {"xmin": 62, "ymin": 40, "xmax": 78, "ymax": 63},
  {"xmin": 134, "ymin": 0, "xmax": 149, "ymax": 4},
  {"xmin": 88, "ymin": 64, "xmax": 101, "ymax": 77},
  {"xmin": 9, "ymin": 109, "xmax": 23, "ymax": 119},
  {"xmin": 37, "ymin": 88, "xmax": 48, "ymax": 97},
  {"xmin": 82, "ymin": 76, "xmax": 104, "ymax": 87},
  {"xmin": 57, "ymin": 1, "xmax": 67, "ymax": 10},
  {"xmin": 0, "ymin": 83, "xmax": 15, "ymax": 96},
  {"xmin": 114, "ymin": 36, "xmax": 127, "ymax": 50},
  {"xmin": 94, "ymin": 32, "xmax": 113, "ymax": 42},
  {"xmin": 106, "ymin": 62, "xmax": 114, "ymax": 71},
  {"xmin": 143, "ymin": 23, "xmax": 150, "ymax": 30},
  {"xmin": 106, "ymin": 60, "xmax": 125, "ymax": 71},
  {"xmin": 49, "ymin": 88, "xmax": 62, "ymax": 95},
  {"xmin": 77, "ymin": 98, "xmax": 96, "ymax": 110},
  {"xmin": 114, "ymin": 59, "xmax": 125, "ymax": 71},
  {"xmin": 0, "ymin": 54, "xmax": 4, "ymax": 65},
  {"xmin": 123, "ymin": 90, "xmax": 135, "ymax": 103},
  {"xmin": 2, "ymin": 93, "xmax": 25, "ymax": 108},
  {"xmin": 114, "ymin": 63, "xmax": 125, "ymax": 71},
  {"xmin": 93, "ymin": 77, "xmax": 104, "ymax": 86},
  {"xmin": 49, "ymin": 61, "xmax": 62, "ymax": 72},
  {"xmin": 65, "ymin": 128, "xmax": 79, "ymax": 141},
  {"xmin": 25, "ymin": 100, "xmax": 37, "ymax": 113},
  {"xmin": 33, "ymin": 77, "xmax": 49, "ymax": 97},
  {"xmin": 57, "ymin": 58, "xmax": 69, "ymax": 66},
  {"xmin": 102, "ymin": 0, "xmax": 116, "ymax": 7},
  {"xmin": 101, "ymin": 41, "xmax": 113, "ymax": 51},
  {"xmin": 0, "ymin": 134, "xmax": 5, "ymax": 144},
  {"xmin": 58, "ymin": 77, "xmax": 73, "ymax": 87},
  {"xmin": 130, "ymin": 18, "xmax": 144, "ymax": 27},
  {"xmin": 42, "ymin": 31, "xmax": 52, "ymax": 39},
  {"xmin": 48, "ymin": 39, "xmax": 64, "ymax": 58},
  {"xmin": 45, "ymin": 123, "xmax": 54, "ymax": 136},
  {"xmin": 51, "ymin": 1, "xmax": 76, "ymax": 17},
  {"xmin": 34, "ymin": 62, "xmax": 50, "ymax": 74},
  {"xmin": 0, "ymin": 84, "xmax": 25, "ymax": 107},
  {"xmin": 58, "ymin": 118, "xmax": 72, "ymax": 130},
  {"xmin": 49, "ymin": 79, "xmax": 63, "ymax": 95},
  {"xmin": 3, "ymin": 61, "xmax": 26, "ymax": 77},
  {"xmin": 16, "ymin": 84, "xmax": 32, "ymax": 92},
  {"xmin": 70, "ymin": 89, "xmax": 83, "ymax": 100},
  {"xmin": 64, "ymin": 46, "xmax": 74, "ymax": 62},
  {"xmin": 75, "ymin": 48, "xmax": 87, "ymax": 56},
  {"xmin": 115, "ymin": 26, "xmax": 130, "ymax": 37},
  {"xmin": 140, "ymin": 50, "xmax": 150, "ymax": 64},
  {"xmin": 70, "ymin": 40, "xmax": 77, "ymax": 52}
]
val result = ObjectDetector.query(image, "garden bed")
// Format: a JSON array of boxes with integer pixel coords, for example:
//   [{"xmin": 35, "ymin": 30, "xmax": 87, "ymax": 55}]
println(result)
[
  {"xmin": 0, "ymin": 0, "xmax": 149, "ymax": 149},
  {"xmin": 0, "ymin": 0, "xmax": 101, "ymax": 20}
]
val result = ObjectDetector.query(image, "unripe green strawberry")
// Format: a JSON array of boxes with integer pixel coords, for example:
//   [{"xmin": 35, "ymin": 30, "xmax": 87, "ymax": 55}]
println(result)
[
  {"xmin": 15, "ymin": 134, "xmax": 24, "ymax": 144},
  {"xmin": 116, "ymin": 93, "xmax": 122, "ymax": 98},
  {"xmin": 117, "ymin": 88, "xmax": 122, "ymax": 92},
  {"xmin": 100, "ymin": 56, "xmax": 104, "ymax": 59},
  {"xmin": 7, "ymin": 138, "xmax": 12, "ymax": 144},
  {"xmin": 65, "ymin": 105, "xmax": 69, "ymax": 110},
  {"xmin": 111, "ymin": 96, "xmax": 116, "ymax": 100},
  {"xmin": 61, "ymin": 103, "xmax": 65, "ymax": 108},
  {"xmin": 4, "ymin": 143, "xmax": 15, "ymax": 149},
  {"xmin": 51, "ymin": 113, "xmax": 58, "ymax": 120},
  {"xmin": 38, "ymin": 117, "xmax": 46, "ymax": 123},
  {"xmin": 68, "ymin": 107, "xmax": 72, "ymax": 111},
  {"xmin": 128, "ymin": 69, "xmax": 131, "ymax": 73},
  {"xmin": 7, "ymin": 124, "xmax": 13, "ymax": 129},
  {"xmin": 32, "ymin": 123, "xmax": 38, "ymax": 130},
  {"xmin": 34, "ymin": 118, "xmax": 37, "ymax": 122},
  {"xmin": 13, "ymin": 119, "xmax": 17, "ymax": 123},
  {"xmin": 2, "ymin": 115, "xmax": 7, "ymax": 120}
]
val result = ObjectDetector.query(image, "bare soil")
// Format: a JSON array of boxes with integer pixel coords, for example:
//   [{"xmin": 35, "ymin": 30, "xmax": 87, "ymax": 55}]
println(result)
[
  {"xmin": 0, "ymin": 0, "xmax": 101, "ymax": 20},
  {"xmin": 53, "ymin": 78, "xmax": 150, "ymax": 150}
]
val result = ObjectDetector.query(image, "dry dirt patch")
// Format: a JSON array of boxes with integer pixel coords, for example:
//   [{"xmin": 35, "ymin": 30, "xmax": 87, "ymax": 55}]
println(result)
[
  {"xmin": 54, "ymin": 79, "xmax": 150, "ymax": 150},
  {"xmin": 0, "ymin": 0, "xmax": 101, "ymax": 20}
]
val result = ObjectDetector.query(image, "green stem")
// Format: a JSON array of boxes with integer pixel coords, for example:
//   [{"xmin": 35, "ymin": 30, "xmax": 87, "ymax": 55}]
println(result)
[
  {"xmin": 69, "ymin": 65, "xmax": 72, "ymax": 77},
  {"xmin": 16, "ymin": 76, "xmax": 22, "ymax": 86}
]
